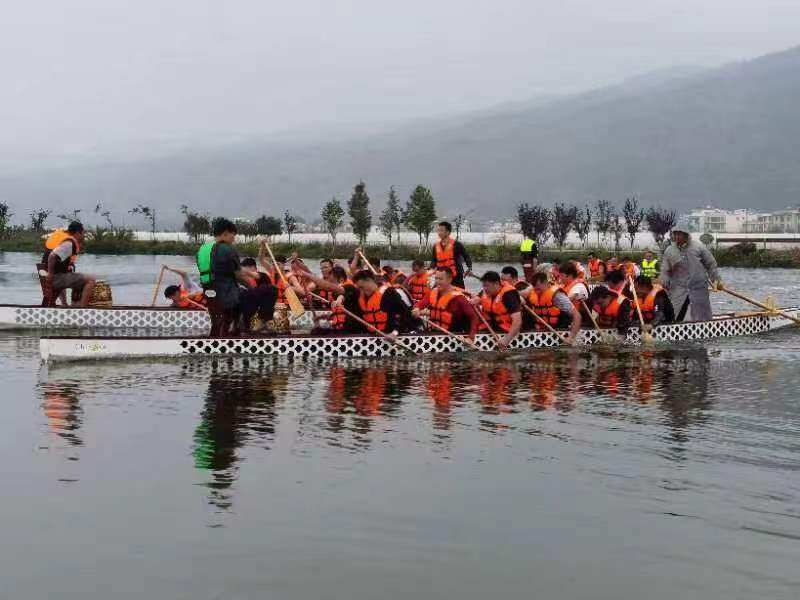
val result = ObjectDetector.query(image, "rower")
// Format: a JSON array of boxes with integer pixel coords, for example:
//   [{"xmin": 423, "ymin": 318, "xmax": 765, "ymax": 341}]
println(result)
[
  {"xmin": 620, "ymin": 256, "xmax": 639, "ymax": 278},
  {"xmin": 589, "ymin": 286, "xmax": 633, "ymax": 335},
  {"xmin": 353, "ymin": 270, "xmax": 414, "ymax": 337},
  {"xmin": 587, "ymin": 252, "xmax": 606, "ymax": 281},
  {"xmin": 550, "ymin": 257, "xmax": 562, "ymax": 282},
  {"xmin": 42, "ymin": 221, "xmax": 96, "ymax": 307},
  {"xmin": 604, "ymin": 269, "xmax": 631, "ymax": 298},
  {"xmin": 407, "ymin": 260, "xmax": 431, "ymax": 303},
  {"xmin": 606, "ymin": 256, "xmax": 620, "ymax": 273},
  {"xmin": 262, "ymin": 250, "xmax": 305, "ymax": 305},
  {"xmin": 430, "ymin": 221, "xmax": 473, "ymax": 288},
  {"xmin": 528, "ymin": 271, "xmax": 582, "ymax": 341},
  {"xmin": 312, "ymin": 258, "xmax": 337, "ymax": 307},
  {"xmin": 382, "ymin": 265, "xmax": 405, "ymax": 285},
  {"xmin": 472, "ymin": 271, "xmax": 523, "ymax": 349},
  {"xmin": 501, "ymin": 266, "xmax": 532, "ymax": 294},
  {"xmin": 640, "ymin": 250, "xmax": 659, "ymax": 279},
  {"xmin": 162, "ymin": 266, "xmax": 207, "ymax": 309},
  {"xmin": 559, "ymin": 262, "xmax": 589, "ymax": 309},
  {"xmin": 238, "ymin": 257, "xmax": 278, "ymax": 331},
  {"xmin": 412, "ymin": 267, "xmax": 479, "ymax": 338},
  {"xmin": 633, "ymin": 275, "xmax": 674, "ymax": 327},
  {"xmin": 303, "ymin": 265, "xmax": 361, "ymax": 332},
  {"xmin": 567, "ymin": 258, "xmax": 587, "ymax": 281}
]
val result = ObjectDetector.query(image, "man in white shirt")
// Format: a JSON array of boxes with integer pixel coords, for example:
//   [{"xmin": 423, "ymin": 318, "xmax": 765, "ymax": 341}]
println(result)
[{"xmin": 44, "ymin": 222, "xmax": 96, "ymax": 307}]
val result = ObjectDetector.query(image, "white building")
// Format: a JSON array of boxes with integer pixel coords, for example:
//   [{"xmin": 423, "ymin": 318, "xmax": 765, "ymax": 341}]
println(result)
[{"xmin": 685, "ymin": 207, "xmax": 751, "ymax": 233}]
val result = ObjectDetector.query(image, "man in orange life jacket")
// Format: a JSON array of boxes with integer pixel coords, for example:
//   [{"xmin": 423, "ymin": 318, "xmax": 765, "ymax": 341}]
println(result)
[
  {"xmin": 587, "ymin": 252, "xmax": 606, "ymax": 281},
  {"xmin": 604, "ymin": 269, "xmax": 632, "ymax": 299},
  {"xmin": 353, "ymin": 270, "xmax": 414, "ymax": 337},
  {"xmin": 406, "ymin": 260, "xmax": 431, "ymax": 303},
  {"xmin": 412, "ymin": 267, "xmax": 479, "ymax": 338},
  {"xmin": 260, "ymin": 247, "xmax": 305, "ymax": 305},
  {"xmin": 429, "ymin": 221, "xmax": 473, "ymax": 289},
  {"xmin": 238, "ymin": 257, "xmax": 278, "ymax": 331},
  {"xmin": 589, "ymin": 285, "xmax": 633, "ymax": 336},
  {"xmin": 308, "ymin": 258, "xmax": 336, "ymax": 308},
  {"xmin": 559, "ymin": 262, "xmax": 589, "ymax": 308},
  {"xmin": 471, "ymin": 270, "xmax": 523, "ymax": 349},
  {"xmin": 163, "ymin": 265, "xmax": 206, "ymax": 308},
  {"xmin": 528, "ymin": 271, "xmax": 582, "ymax": 341},
  {"xmin": 633, "ymin": 275, "xmax": 674, "ymax": 327},
  {"xmin": 43, "ymin": 221, "xmax": 96, "ymax": 307},
  {"xmin": 501, "ymin": 266, "xmax": 532, "ymax": 294},
  {"xmin": 303, "ymin": 265, "xmax": 361, "ymax": 332}
]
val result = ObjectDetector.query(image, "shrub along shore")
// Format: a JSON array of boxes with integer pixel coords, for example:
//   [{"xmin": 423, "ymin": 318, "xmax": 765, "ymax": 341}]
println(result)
[{"xmin": 1, "ymin": 231, "xmax": 798, "ymax": 268}]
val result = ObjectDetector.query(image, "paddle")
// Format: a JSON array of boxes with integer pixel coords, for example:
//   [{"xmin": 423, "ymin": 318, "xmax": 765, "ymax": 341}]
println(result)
[
  {"xmin": 717, "ymin": 284, "xmax": 800, "ymax": 326},
  {"xmin": 417, "ymin": 313, "xmax": 481, "ymax": 351},
  {"xmin": 581, "ymin": 299, "xmax": 618, "ymax": 345},
  {"xmin": 150, "ymin": 266, "xmax": 166, "ymax": 307},
  {"xmin": 521, "ymin": 304, "xmax": 574, "ymax": 346},
  {"xmin": 456, "ymin": 277, "xmax": 506, "ymax": 349},
  {"xmin": 182, "ymin": 296, "xmax": 209, "ymax": 312},
  {"xmin": 307, "ymin": 291, "xmax": 415, "ymax": 354},
  {"xmin": 262, "ymin": 240, "xmax": 306, "ymax": 318},
  {"xmin": 356, "ymin": 249, "xmax": 380, "ymax": 276},
  {"xmin": 628, "ymin": 276, "xmax": 654, "ymax": 344}
]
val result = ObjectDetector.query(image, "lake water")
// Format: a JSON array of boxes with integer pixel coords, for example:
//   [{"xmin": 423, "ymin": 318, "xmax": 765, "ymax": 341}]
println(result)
[{"xmin": 2, "ymin": 252, "xmax": 800, "ymax": 600}]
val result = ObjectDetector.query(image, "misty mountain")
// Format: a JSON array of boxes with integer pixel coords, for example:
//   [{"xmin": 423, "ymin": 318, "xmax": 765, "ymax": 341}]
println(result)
[{"xmin": 2, "ymin": 46, "xmax": 799, "ymax": 227}]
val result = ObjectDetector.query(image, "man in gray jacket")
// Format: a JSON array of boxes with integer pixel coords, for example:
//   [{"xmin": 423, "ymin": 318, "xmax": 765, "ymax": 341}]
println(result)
[{"xmin": 661, "ymin": 223, "xmax": 722, "ymax": 322}]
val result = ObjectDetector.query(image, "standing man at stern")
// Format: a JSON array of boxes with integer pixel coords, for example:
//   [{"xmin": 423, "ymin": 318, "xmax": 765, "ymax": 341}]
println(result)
[
  {"xmin": 661, "ymin": 222, "xmax": 722, "ymax": 322},
  {"xmin": 429, "ymin": 221, "xmax": 473, "ymax": 289}
]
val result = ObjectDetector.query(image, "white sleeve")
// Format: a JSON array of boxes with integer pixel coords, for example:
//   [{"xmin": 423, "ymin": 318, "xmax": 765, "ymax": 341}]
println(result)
[
  {"xmin": 52, "ymin": 241, "xmax": 73, "ymax": 262},
  {"xmin": 181, "ymin": 274, "xmax": 202, "ymax": 295},
  {"xmin": 570, "ymin": 283, "xmax": 589, "ymax": 300}
]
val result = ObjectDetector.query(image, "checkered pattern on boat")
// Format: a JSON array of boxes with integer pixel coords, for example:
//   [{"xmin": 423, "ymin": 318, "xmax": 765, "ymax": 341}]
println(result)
[
  {"xmin": 176, "ymin": 313, "xmax": 774, "ymax": 357},
  {"xmin": 10, "ymin": 306, "xmax": 320, "ymax": 329}
]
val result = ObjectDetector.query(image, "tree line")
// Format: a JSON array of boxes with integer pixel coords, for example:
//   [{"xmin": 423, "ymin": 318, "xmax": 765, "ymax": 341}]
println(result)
[
  {"xmin": 0, "ymin": 186, "xmax": 676, "ymax": 252},
  {"xmin": 518, "ymin": 197, "xmax": 677, "ymax": 251}
]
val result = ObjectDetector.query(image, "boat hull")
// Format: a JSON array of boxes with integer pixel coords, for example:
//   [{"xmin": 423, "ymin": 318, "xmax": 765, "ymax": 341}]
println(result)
[
  {"xmin": 0, "ymin": 304, "xmax": 319, "ymax": 330},
  {"xmin": 39, "ymin": 308, "xmax": 799, "ymax": 362}
]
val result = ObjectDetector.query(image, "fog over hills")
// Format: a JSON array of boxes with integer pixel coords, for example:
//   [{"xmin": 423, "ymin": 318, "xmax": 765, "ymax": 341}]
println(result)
[{"xmin": 2, "ymin": 46, "xmax": 799, "ymax": 226}]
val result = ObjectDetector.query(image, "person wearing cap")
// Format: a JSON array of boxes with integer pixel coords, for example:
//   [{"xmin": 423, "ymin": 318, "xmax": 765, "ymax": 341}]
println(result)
[{"xmin": 661, "ymin": 221, "xmax": 721, "ymax": 322}]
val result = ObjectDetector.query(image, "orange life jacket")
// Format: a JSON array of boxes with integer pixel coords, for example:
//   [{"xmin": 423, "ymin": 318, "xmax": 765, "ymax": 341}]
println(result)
[
  {"xmin": 435, "ymin": 238, "xmax": 457, "ymax": 277},
  {"xmin": 623, "ymin": 263, "xmax": 637, "ymax": 278},
  {"xmin": 598, "ymin": 295, "xmax": 628, "ymax": 328},
  {"xmin": 42, "ymin": 230, "xmax": 80, "ymax": 272},
  {"xmin": 428, "ymin": 288, "xmax": 464, "ymax": 331},
  {"xmin": 316, "ymin": 286, "xmax": 336, "ymax": 305},
  {"xmin": 408, "ymin": 271, "xmax": 430, "ymax": 302},
  {"xmin": 387, "ymin": 269, "xmax": 405, "ymax": 284},
  {"xmin": 174, "ymin": 287, "xmax": 208, "ymax": 309},
  {"xmin": 480, "ymin": 283, "xmax": 517, "ymax": 333},
  {"xmin": 270, "ymin": 267, "xmax": 290, "ymax": 303},
  {"xmin": 330, "ymin": 280, "xmax": 356, "ymax": 330},
  {"xmin": 634, "ymin": 286, "xmax": 661, "ymax": 323},
  {"xmin": 561, "ymin": 279, "xmax": 588, "ymax": 311},
  {"xmin": 358, "ymin": 284, "xmax": 389, "ymax": 331},
  {"xmin": 529, "ymin": 284, "xmax": 565, "ymax": 330},
  {"xmin": 588, "ymin": 258, "xmax": 603, "ymax": 278}
]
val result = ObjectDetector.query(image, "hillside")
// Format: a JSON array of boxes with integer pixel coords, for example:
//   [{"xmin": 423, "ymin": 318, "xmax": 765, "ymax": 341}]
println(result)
[{"xmin": 2, "ymin": 47, "xmax": 799, "ymax": 225}]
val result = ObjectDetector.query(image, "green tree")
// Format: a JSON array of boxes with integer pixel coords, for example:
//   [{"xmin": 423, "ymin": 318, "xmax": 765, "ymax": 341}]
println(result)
[
  {"xmin": 517, "ymin": 203, "xmax": 551, "ymax": 247},
  {"xmin": 30, "ymin": 209, "xmax": 52, "ymax": 232},
  {"xmin": 129, "ymin": 205, "xmax": 157, "ymax": 239},
  {"xmin": 573, "ymin": 205, "xmax": 592, "ymax": 247},
  {"xmin": 404, "ymin": 185, "xmax": 437, "ymax": 251},
  {"xmin": 348, "ymin": 180, "xmax": 372, "ymax": 246},
  {"xmin": 180, "ymin": 205, "xmax": 211, "ymax": 243},
  {"xmin": 320, "ymin": 197, "xmax": 345, "ymax": 249},
  {"xmin": 283, "ymin": 211, "xmax": 298, "ymax": 244},
  {"xmin": 622, "ymin": 196, "xmax": 645, "ymax": 248},
  {"xmin": 255, "ymin": 215, "xmax": 282, "ymax": 240},
  {"xmin": 379, "ymin": 186, "xmax": 403, "ymax": 248},
  {"xmin": 645, "ymin": 206, "xmax": 677, "ymax": 250},
  {"xmin": 550, "ymin": 203, "xmax": 577, "ymax": 249},
  {"xmin": 594, "ymin": 199, "xmax": 613, "ymax": 246},
  {"xmin": 0, "ymin": 203, "xmax": 12, "ymax": 238}
]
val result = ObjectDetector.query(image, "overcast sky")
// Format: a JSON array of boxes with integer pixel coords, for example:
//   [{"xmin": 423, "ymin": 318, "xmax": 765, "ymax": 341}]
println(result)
[{"xmin": 2, "ymin": 0, "xmax": 799, "ymax": 160}]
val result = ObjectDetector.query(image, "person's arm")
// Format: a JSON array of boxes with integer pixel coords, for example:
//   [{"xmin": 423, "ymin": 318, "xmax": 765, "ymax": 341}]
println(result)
[
  {"xmin": 699, "ymin": 244, "xmax": 721, "ymax": 284},
  {"xmin": 650, "ymin": 293, "xmax": 667, "ymax": 327},
  {"xmin": 660, "ymin": 248, "xmax": 674, "ymax": 290},
  {"xmin": 499, "ymin": 291, "xmax": 522, "ymax": 347},
  {"xmin": 46, "ymin": 252, "xmax": 59, "ymax": 278},
  {"xmin": 456, "ymin": 241, "xmax": 473, "ymax": 274},
  {"xmin": 429, "ymin": 245, "xmax": 438, "ymax": 269},
  {"xmin": 302, "ymin": 271, "xmax": 345, "ymax": 296},
  {"xmin": 450, "ymin": 295, "xmax": 479, "ymax": 338},
  {"xmin": 553, "ymin": 292, "xmax": 581, "ymax": 339},
  {"xmin": 47, "ymin": 242, "xmax": 72, "ymax": 277}
]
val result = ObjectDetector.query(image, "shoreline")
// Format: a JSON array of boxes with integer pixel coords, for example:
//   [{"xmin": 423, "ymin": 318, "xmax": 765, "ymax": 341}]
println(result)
[{"xmin": 1, "ymin": 236, "xmax": 798, "ymax": 269}]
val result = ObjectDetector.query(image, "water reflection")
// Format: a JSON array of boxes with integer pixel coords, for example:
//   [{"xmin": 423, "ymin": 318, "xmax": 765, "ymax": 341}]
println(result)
[
  {"xmin": 40, "ymin": 381, "xmax": 84, "ymax": 448},
  {"xmin": 193, "ymin": 361, "xmax": 286, "ymax": 511}
]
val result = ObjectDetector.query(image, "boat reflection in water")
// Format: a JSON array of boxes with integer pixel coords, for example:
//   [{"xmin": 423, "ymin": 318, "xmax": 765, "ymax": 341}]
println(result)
[{"xmin": 188, "ymin": 348, "xmax": 712, "ymax": 509}]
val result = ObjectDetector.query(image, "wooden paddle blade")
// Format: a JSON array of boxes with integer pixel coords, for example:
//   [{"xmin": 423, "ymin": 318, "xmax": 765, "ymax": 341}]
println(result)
[{"xmin": 285, "ymin": 287, "xmax": 306, "ymax": 317}]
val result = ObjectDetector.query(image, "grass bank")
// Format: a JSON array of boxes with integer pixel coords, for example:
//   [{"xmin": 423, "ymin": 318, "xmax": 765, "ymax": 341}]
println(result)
[{"xmin": 2, "ymin": 231, "xmax": 799, "ymax": 268}]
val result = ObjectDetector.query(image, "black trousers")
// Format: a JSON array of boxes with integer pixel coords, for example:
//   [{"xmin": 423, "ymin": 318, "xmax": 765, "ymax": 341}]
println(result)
[{"xmin": 240, "ymin": 285, "xmax": 278, "ymax": 330}]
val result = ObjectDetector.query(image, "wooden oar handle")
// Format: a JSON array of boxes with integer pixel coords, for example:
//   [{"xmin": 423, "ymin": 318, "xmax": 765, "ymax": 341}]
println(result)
[
  {"xmin": 419, "ymin": 314, "xmax": 480, "ymax": 351},
  {"xmin": 356, "ymin": 250, "xmax": 380, "ymax": 276},
  {"xmin": 521, "ymin": 303, "xmax": 572, "ymax": 345}
]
